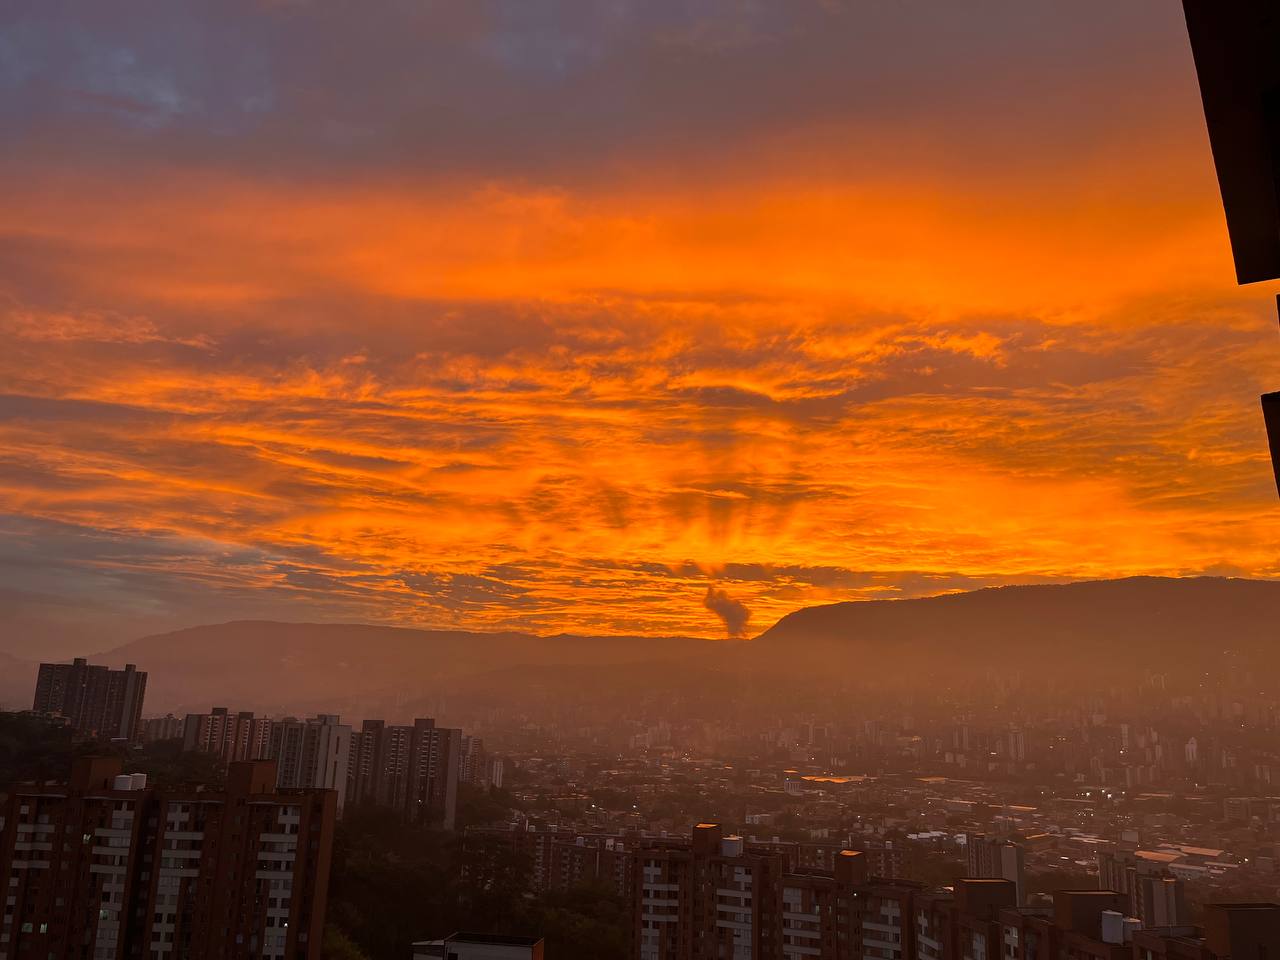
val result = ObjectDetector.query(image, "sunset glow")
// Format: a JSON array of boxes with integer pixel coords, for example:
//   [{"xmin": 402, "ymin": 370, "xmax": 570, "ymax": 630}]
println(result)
[{"xmin": 3, "ymin": 0, "xmax": 1280, "ymax": 651}]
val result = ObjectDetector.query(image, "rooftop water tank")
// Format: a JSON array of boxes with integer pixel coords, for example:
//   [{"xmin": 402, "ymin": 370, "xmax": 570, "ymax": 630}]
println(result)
[
  {"xmin": 1100, "ymin": 910, "xmax": 1124, "ymax": 945},
  {"xmin": 720, "ymin": 836, "xmax": 744, "ymax": 857}
]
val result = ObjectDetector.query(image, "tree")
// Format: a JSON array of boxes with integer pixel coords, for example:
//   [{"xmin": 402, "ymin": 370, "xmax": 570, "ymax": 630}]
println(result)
[
  {"xmin": 322, "ymin": 926, "xmax": 371, "ymax": 960},
  {"xmin": 0, "ymin": 713, "xmax": 79, "ymax": 783},
  {"xmin": 128, "ymin": 739, "xmax": 226, "ymax": 789},
  {"xmin": 455, "ymin": 783, "xmax": 517, "ymax": 830},
  {"xmin": 534, "ymin": 883, "xmax": 629, "ymax": 960}
]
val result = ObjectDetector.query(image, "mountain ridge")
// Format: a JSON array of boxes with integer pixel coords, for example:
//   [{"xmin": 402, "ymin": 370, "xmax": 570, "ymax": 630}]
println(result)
[
  {"xmin": 755, "ymin": 575, "xmax": 1280, "ymax": 684},
  {"xmin": 6, "ymin": 576, "xmax": 1280, "ymax": 715}
]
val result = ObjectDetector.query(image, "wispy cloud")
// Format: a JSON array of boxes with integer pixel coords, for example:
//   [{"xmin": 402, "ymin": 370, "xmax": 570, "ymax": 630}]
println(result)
[{"xmin": 1, "ymin": 0, "xmax": 1278, "ymax": 650}]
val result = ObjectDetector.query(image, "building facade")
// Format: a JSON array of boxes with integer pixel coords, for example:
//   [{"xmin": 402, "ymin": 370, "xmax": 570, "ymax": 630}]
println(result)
[
  {"xmin": 182, "ymin": 709, "xmax": 272, "ymax": 764},
  {"xmin": 346, "ymin": 719, "xmax": 460, "ymax": 829},
  {"xmin": 268, "ymin": 716, "xmax": 351, "ymax": 816},
  {"xmin": 32, "ymin": 659, "xmax": 147, "ymax": 742},
  {"xmin": 0, "ymin": 756, "xmax": 337, "ymax": 960},
  {"xmin": 634, "ymin": 823, "xmax": 820, "ymax": 960},
  {"xmin": 463, "ymin": 821, "xmax": 639, "ymax": 898},
  {"xmin": 965, "ymin": 836, "xmax": 1026, "ymax": 905},
  {"xmin": 1096, "ymin": 850, "xmax": 1188, "ymax": 928},
  {"xmin": 177, "ymin": 712, "xmax": 462, "ymax": 828},
  {"xmin": 627, "ymin": 824, "xmax": 1280, "ymax": 960},
  {"xmin": 140, "ymin": 716, "xmax": 186, "ymax": 743}
]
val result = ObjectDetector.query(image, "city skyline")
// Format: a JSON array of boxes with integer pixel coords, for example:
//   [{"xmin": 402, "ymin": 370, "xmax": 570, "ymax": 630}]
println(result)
[
  {"xmin": 8, "ymin": 4, "xmax": 1280, "ymax": 959},
  {"xmin": 5, "ymin": 2, "xmax": 1280, "ymax": 654}
]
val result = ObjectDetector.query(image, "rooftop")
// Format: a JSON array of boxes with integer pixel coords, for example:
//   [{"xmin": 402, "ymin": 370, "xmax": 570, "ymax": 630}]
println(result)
[{"xmin": 450, "ymin": 933, "xmax": 544, "ymax": 946}]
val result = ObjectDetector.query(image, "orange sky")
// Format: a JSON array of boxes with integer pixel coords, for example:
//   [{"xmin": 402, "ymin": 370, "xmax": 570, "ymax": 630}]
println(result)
[{"xmin": 2, "ymin": 1, "xmax": 1279, "ymax": 652}]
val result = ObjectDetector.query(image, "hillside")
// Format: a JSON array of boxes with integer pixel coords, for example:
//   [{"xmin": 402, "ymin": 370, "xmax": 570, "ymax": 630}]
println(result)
[
  {"xmin": 93, "ymin": 621, "xmax": 721, "ymax": 716},
  {"xmin": 755, "ymin": 575, "xmax": 1280, "ymax": 683},
  {"xmin": 10, "ymin": 576, "xmax": 1280, "ymax": 719}
]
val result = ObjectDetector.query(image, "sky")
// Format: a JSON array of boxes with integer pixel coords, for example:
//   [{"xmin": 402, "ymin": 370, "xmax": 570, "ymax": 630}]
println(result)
[{"xmin": 3, "ymin": 0, "xmax": 1280, "ymax": 656}]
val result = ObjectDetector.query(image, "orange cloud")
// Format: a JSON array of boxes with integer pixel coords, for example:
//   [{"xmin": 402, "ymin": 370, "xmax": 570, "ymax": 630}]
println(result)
[{"xmin": 2, "ymin": 132, "xmax": 1280, "ymax": 641}]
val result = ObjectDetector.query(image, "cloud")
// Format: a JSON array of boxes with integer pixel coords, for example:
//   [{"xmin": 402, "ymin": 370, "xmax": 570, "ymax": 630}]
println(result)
[
  {"xmin": 1, "ymin": 1, "xmax": 1279, "ymax": 651},
  {"xmin": 0, "ymin": 1, "xmax": 1200, "ymax": 185},
  {"xmin": 1, "ymin": 288, "xmax": 1279, "ymax": 649},
  {"xmin": 703, "ymin": 585, "xmax": 750, "ymax": 639},
  {"xmin": 3, "ymin": 309, "xmax": 213, "ymax": 348}
]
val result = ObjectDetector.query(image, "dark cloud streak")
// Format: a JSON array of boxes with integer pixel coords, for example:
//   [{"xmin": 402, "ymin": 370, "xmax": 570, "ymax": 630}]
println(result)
[{"xmin": 703, "ymin": 585, "xmax": 750, "ymax": 638}]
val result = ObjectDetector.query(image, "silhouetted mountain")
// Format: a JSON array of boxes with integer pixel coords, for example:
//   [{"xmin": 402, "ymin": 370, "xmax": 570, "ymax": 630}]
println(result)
[
  {"xmin": 755, "ymin": 575, "xmax": 1280, "ymax": 684},
  {"xmin": 25, "ymin": 576, "xmax": 1280, "ymax": 718},
  {"xmin": 93, "ymin": 621, "xmax": 721, "ymax": 716}
]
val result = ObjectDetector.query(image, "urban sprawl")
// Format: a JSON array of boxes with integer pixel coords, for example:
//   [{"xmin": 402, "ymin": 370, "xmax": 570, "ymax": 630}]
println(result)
[{"xmin": 2, "ymin": 657, "xmax": 1278, "ymax": 960}]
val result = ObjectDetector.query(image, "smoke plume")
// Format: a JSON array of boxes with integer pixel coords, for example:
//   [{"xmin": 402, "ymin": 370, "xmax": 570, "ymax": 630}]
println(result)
[{"xmin": 703, "ymin": 585, "xmax": 750, "ymax": 639}]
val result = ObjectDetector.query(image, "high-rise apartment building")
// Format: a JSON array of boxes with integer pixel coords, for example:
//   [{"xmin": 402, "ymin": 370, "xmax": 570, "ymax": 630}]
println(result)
[
  {"xmin": 779, "ymin": 852, "xmax": 867, "ymax": 960},
  {"xmin": 177, "ymin": 712, "xmax": 460, "ymax": 827},
  {"xmin": 459, "ymin": 736, "xmax": 503, "ymax": 789},
  {"xmin": 346, "ymin": 718, "xmax": 460, "ymax": 829},
  {"xmin": 268, "ymin": 715, "xmax": 351, "ymax": 816},
  {"xmin": 143, "ymin": 760, "xmax": 335, "ymax": 960},
  {"xmin": 635, "ymin": 823, "xmax": 786, "ymax": 960},
  {"xmin": 453, "ymin": 736, "xmax": 503, "ymax": 791},
  {"xmin": 31, "ymin": 659, "xmax": 147, "ymax": 742},
  {"xmin": 630, "ymin": 824, "xmax": 945, "ymax": 960},
  {"xmin": 183, "ymin": 708, "xmax": 272, "ymax": 764},
  {"xmin": 633, "ymin": 823, "xmax": 869, "ymax": 960},
  {"xmin": 179, "ymin": 712, "xmax": 350, "ymax": 813},
  {"xmin": 139, "ymin": 716, "xmax": 185, "ymax": 743},
  {"xmin": 859, "ymin": 878, "xmax": 918, "ymax": 960},
  {"xmin": 0, "ymin": 756, "xmax": 336, "ymax": 960},
  {"xmin": 951, "ymin": 880, "xmax": 1019, "ymax": 960},
  {"xmin": 913, "ymin": 890, "xmax": 955, "ymax": 960},
  {"xmin": 0, "ymin": 758, "xmax": 152, "ymax": 960}
]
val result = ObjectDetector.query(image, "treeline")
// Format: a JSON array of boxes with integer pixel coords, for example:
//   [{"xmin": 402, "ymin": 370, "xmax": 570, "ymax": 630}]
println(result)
[
  {"xmin": 0, "ymin": 712, "xmax": 80, "ymax": 783},
  {"xmin": 325, "ymin": 796, "xmax": 628, "ymax": 960},
  {"xmin": 0, "ymin": 713, "xmax": 223, "ymax": 788}
]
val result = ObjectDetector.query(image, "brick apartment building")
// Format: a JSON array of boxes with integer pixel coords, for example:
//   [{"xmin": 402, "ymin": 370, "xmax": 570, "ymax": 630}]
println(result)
[
  {"xmin": 628, "ymin": 823, "xmax": 1280, "ymax": 960},
  {"xmin": 0, "ymin": 756, "xmax": 336, "ymax": 960},
  {"xmin": 634, "ymin": 823, "xmax": 795, "ymax": 960},
  {"xmin": 32, "ymin": 660, "xmax": 147, "ymax": 743}
]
